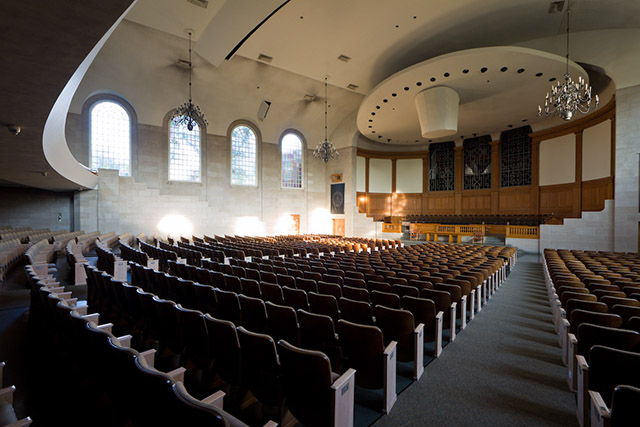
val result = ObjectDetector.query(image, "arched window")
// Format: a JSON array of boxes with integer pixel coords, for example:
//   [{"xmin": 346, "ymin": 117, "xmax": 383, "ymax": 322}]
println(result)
[
  {"xmin": 281, "ymin": 132, "xmax": 303, "ymax": 189},
  {"xmin": 231, "ymin": 125, "xmax": 257, "ymax": 186},
  {"xmin": 169, "ymin": 116, "xmax": 201, "ymax": 182},
  {"xmin": 90, "ymin": 100, "xmax": 131, "ymax": 176}
]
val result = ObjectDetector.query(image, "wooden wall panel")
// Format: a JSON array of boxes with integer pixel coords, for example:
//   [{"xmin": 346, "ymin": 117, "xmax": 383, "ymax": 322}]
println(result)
[
  {"xmin": 394, "ymin": 193, "xmax": 422, "ymax": 215},
  {"xmin": 426, "ymin": 192, "xmax": 455, "ymax": 213},
  {"xmin": 368, "ymin": 193, "xmax": 389, "ymax": 216},
  {"xmin": 498, "ymin": 187, "xmax": 532, "ymax": 213},
  {"xmin": 582, "ymin": 177, "xmax": 613, "ymax": 212},
  {"xmin": 461, "ymin": 190, "xmax": 492, "ymax": 213},
  {"xmin": 356, "ymin": 192, "xmax": 367, "ymax": 213},
  {"xmin": 539, "ymin": 182, "xmax": 577, "ymax": 218}
]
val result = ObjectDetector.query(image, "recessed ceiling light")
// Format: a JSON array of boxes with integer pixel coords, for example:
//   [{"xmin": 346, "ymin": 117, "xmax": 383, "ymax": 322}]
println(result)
[
  {"xmin": 347, "ymin": 83, "xmax": 359, "ymax": 90},
  {"xmin": 187, "ymin": 0, "xmax": 208, "ymax": 8},
  {"xmin": 303, "ymin": 94, "xmax": 316, "ymax": 102},
  {"xmin": 337, "ymin": 54, "xmax": 351, "ymax": 63}
]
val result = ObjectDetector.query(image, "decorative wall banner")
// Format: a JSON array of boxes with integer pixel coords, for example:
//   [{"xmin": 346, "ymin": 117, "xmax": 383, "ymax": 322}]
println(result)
[{"xmin": 331, "ymin": 183, "xmax": 345, "ymax": 214}]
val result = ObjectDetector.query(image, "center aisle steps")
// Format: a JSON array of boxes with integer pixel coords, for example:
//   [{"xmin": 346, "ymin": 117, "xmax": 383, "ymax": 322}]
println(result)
[{"xmin": 374, "ymin": 253, "xmax": 577, "ymax": 426}]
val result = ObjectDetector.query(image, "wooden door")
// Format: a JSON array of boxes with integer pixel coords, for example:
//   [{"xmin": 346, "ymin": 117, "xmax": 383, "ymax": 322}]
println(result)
[
  {"xmin": 333, "ymin": 218, "xmax": 345, "ymax": 237},
  {"xmin": 291, "ymin": 214, "xmax": 300, "ymax": 235}
]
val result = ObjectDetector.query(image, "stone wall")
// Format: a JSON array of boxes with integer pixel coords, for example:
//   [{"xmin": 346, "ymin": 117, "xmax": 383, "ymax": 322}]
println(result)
[{"xmin": 0, "ymin": 187, "xmax": 74, "ymax": 231}]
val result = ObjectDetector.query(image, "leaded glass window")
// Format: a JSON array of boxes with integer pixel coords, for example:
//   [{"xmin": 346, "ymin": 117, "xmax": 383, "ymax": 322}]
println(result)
[
  {"xmin": 281, "ymin": 132, "xmax": 303, "ymax": 189},
  {"xmin": 90, "ymin": 101, "xmax": 131, "ymax": 176},
  {"xmin": 500, "ymin": 126, "xmax": 532, "ymax": 187},
  {"xmin": 463, "ymin": 135, "xmax": 492, "ymax": 190},
  {"xmin": 169, "ymin": 116, "xmax": 201, "ymax": 182},
  {"xmin": 429, "ymin": 141, "xmax": 455, "ymax": 191},
  {"xmin": 231, "ymin": 125, "xmax": 257, "ymax": 186}
]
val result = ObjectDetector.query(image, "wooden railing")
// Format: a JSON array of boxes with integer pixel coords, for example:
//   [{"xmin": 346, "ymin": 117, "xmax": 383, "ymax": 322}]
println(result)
[
  {"xmin": 506, "ymin": 225, "xmax": 539, "ymax": 239},
  {"xmin": 399, "ymin": 223, "xmax": 540, "ymax": 241},
  {"xmin": 382, "ymin": 223, "xmax": 402, "ymax": 233}
]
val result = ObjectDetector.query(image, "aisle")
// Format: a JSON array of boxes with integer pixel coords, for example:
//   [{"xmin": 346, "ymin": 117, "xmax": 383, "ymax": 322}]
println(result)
[{"xmin": 374, "ymin": 253, "xmax": 577, "ymax": 426}]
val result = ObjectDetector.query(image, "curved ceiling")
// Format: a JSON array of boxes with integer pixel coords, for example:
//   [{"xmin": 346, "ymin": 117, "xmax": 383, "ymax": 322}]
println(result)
[{"xmin": 356, "ymin": 46, "xmax": 590, "ymax": 145}]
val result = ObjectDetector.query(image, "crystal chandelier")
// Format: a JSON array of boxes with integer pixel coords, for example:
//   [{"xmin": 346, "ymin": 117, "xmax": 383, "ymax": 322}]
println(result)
[
  {"xmin": 171, "ymin": 31, "xmax": 208, "ymax": 131},
  {"xmin": 313, "ymin": 76, "xmax": 339, "ymax": 163},
  {"xmin": 537, "ymin": 6, "xmax": 598, "ymax": 121}
]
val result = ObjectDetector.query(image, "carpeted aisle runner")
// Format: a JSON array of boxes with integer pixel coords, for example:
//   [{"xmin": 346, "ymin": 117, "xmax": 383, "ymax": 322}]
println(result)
[{"xmin": 374, "ymin": 253, "xmax": 577, "ymax": 426}]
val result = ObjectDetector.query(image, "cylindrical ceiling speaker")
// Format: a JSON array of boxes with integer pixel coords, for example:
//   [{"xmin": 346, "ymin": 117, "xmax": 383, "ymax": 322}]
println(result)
[{"xmin": 414, "ymin": 86, "xmax": 460, "ymax": 138}]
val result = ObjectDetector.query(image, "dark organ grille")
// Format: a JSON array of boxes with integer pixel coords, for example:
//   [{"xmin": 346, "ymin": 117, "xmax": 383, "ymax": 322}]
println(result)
[
  {"xmin": 500, "ymin": 126, "xmax": 532, "ymax": 188},
  {"xmin": 429, "ymin": 141, "xmax": 455, "ymax": 191},
  {"xmin": 463, "ymin": 135, "xmax": 492, "ymax": 190}
]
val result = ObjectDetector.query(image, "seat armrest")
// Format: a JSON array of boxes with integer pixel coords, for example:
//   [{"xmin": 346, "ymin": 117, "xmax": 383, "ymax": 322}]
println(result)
[
  {"xmin": 587, "ymin": 391, "xmax": 610, "ymax": 427},
  {"xmin": 413, "ymin": 323, "xmax": 425, "ymax": 380},
  {"xmin": 140, "ymin": 349, "xmax": 156, "ymax": 367},
  {"xmin": 6, "ymin": 417, "xmax": 32, "ymax": 427},
  {"xmin": 577, "ymin": 355, "xmax": 589, "ymax": 427},
  {"xmin": 96, "ymin": 323, "xmax": 113, "ymax": 334},
  {"xmin": 460, "ymin": 295, "xmax": 467, "ymax": 329},
  {"xmin": 201, "ymin": 390, "xmax": 226, "ymax": 409},
  {"xmin": 331, "ymin": 368, "xmax": 356, "ymax": 427},
  {"xmin": 0, "ymin": 361, "xmax": 4, "ymax": 386},
  {"xmin": 449, "ymin": 302, "xmax": 457, "ymax": 342},
  {"xmin": 0, "ymin": 385, "xmax": 16, "ymax": 404},
  {"xmin": 382, "ymin": 341, "xmax": 397, "ymax": 414},
  {"xmin": 116, "ymin": 335, "xmax": 133, "ymax": 348},
  {"xmin": 434, "ymin": 311, "xmax": 443, "ymax": 357},
  {"xmin": 74, "ymin": 305, "xmax": 88, "ymax": 316},
  {"xmin": 82, "ymin": 313, "xmax": 100, "ymax": 325},
  {"xmin": 167, "ymin": 367, "xmax": 187, "ymax": 383},
  {"xmin": 567, "ymin": 334, "xmax": 578, "ymax": 391}
]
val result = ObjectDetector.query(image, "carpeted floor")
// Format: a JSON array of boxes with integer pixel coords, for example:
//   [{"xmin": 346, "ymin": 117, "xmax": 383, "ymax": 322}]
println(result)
[{"xmin": 374, "ymin": 253, "xmax": 578, "ymax": 426}]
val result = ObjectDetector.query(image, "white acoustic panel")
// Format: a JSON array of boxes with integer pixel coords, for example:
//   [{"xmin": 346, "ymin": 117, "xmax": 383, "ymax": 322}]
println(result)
[
  {"xmin": 369, "ymin": 158, "xmax": 392, "ymax": 193},
  {"xmin": 539, "ymin": 133, "xmax": 575, "ymax": 186},
  {"xmin": 396, "ymin": 158, "xmax": 423, "ymax": 193},
  {"xmin": 582, "ymin": 120, "xmax": 611, "ymax": 181}
]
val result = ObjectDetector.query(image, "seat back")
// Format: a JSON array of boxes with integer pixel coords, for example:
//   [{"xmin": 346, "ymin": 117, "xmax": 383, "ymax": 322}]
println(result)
[
  {"xmin": 343, "ymin": 286, "xmax": 370, "ymax": 303},
  {"xmin": 277, "ymin": 340, "xmax": 334, "ymax": 427},
  {"xmin": 237, "ymin": 326, "xmax": 283, "ymax": 407},
  {"xmin": 565, "ymin": 299, "xmax": 607, "ymax": 318},
  {"xmin": 569, "ymin": 309, "xmax": 623, "ymax": 334},
  {"xmin": 260, "ymin": 282, "xmax": 285, "ymax": 305},
  {"xmin": 266, "ymin": 301, "xmax": 299, "ymax": 346},
  {"xmin": 338, "ymin": 297, "xmax": 374, "ymax": 325},
  {"xmin": 238, "ymin": 294, "xmax": 269, "ymax": 334},
  {"xmin": 175, "ymin": 305, "xmax": 211, "ymax": 369},
  {"xmin": 336, "ymin": 320, "xmax": 384, "ymax": 389},
  {"xmin": 308, "ymin": 292, "xmax": 340, "ymax": 323},
  {"xmin": 297, "ymin": 309, "xmax": 341, "ymax": 371},
  {"xmin": 295, "ymin": 277, "xmax": 318, "ymax": 293},
  {"xmin": 373, "ymin": 305, "xmax": 415, "ymax": 362},
  {"xmin": 610, "ymin": 385, "xmax": 640, "ymax": 426},
  {"xmin": 588, "ymin": 345, "xmax": 640, "ymax": 407},
  {"xmin": 419, "ymin": 289, "xmax": 452, "ymax": 314},
  {"xmin": 203, "ymin": 314, "xmax": 242, "ymax": 386},
  {"xmin": 576, "ymin": 323, "xmax": 640, "ymax": 357},
  {"xmin": 213, "ymin": 288, "xmax": 242, "ymax": 326},
  {"xmin": 371, "ymin": 290, "xmax": 401, "ymax": 309}
]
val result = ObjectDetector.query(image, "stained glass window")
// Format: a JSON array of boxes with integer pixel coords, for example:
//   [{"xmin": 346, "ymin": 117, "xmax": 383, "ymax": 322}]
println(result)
[
  {"xmin": 429, "ymin": 141, "xmax": 455, "ymax": 191},
  {"xmin": 281, "ymin": 132, "xmax": 303, "ymax": 189},
  {"xmin": 500, "ymin": 126, "xmax": 532, "ymax": 187},
  {"xmin": 169, "ymin": 116, "xmax": 201, "ymax": 182},
  {"xmin": 231, "ymin": 125, "xmax": 257, "ymax": 186},
  {"xmin": 463, "ymin": 135, "xmax": 492, "ymax": 190},
  {"xmin": 90, "ymin": 101, "xmax": 131, "ymax": 176}
]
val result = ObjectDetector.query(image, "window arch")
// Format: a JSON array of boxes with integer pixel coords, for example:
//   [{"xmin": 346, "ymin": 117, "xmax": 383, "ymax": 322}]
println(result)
[
  {"xmin": 89, "ymin": 100, "xmax": 131, "ymax": 176},
  {"xmin": 231, "ymin": 124, "xmax": 257, "ymax": 186},
  {"xmin": 169, "ymin": 116, "xmax": 201, "ymax": 182},
  {"xmin": 281, "ymin": 131, "xmax": 304, "ymax": 189}
]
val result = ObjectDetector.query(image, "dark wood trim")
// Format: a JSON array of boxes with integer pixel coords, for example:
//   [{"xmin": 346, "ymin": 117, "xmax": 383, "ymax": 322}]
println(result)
[
  {"xmin": 454, "ymin": 146, "xmax": 463, "ymax": 215},
  {"xmin": 357, "ymin": 147, "xmax": 429, "ymax": 159},
  {"xmin": 575, "ymin": 130, "xmax": 583, "ymax": 217},
  {"xmin": 490, "ymin": 140, "xmax": 500, "ymax": 214},
  {"xmin": 610, "ymin": 116, "xmax": 616, "ymax": 196},
  {"xmin": 391, "ymin": 159, "xmax": 397, "ymax": 193},
  {"xmin": 422, "ymin": 153, "xmax": 429, "ymax": 194}
]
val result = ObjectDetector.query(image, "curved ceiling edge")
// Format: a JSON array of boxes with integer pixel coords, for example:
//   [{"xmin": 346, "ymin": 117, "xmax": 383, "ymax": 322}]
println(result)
[{"xmin": 42, "ymin": 1, "xmax": 139, "ymax": 190}]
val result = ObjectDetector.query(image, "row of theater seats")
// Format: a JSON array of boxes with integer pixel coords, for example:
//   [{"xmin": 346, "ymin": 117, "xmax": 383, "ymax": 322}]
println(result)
[
  {"xmin": 114, "ymin": 237, "xmax": 510, "ymax": 424},
  {"xmin": 405, "ymin": 213, "xmax": 550, "ymax": 226},
  {"xmin": 25, "ymin": 263, "xmax": 259, "ymax": 427},
  {"xmin": 543, "ymin": 249, "xmax": 640, "ymax": 426},
  {"xmin": 88, "ymin": 264, "xmax": 390, "ymax": 420}
]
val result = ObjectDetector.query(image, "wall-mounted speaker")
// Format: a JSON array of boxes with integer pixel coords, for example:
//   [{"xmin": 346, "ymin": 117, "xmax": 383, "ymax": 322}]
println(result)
[{"xmin": 258, "ymin": 100, "xmax": 271, "ymax": 121}]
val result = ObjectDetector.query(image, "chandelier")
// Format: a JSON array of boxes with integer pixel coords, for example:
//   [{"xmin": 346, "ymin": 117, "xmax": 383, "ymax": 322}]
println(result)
[
  {"xmin": 172, "ymin": 30, "xmax": 208, "ymax": 131},
  {"xmin": 537, "ymin": 5, "xmax": 598, "ymax": 121},
  {"xmin": 313, "ymin": 76, "xmax": 339, "ymax": 163}
]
